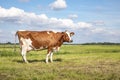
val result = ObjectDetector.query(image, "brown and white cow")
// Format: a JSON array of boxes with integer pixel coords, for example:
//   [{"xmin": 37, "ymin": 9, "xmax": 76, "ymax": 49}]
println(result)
[{"xmin": 16, "ymin": 30, "xmax": 74, "ymax": 63}]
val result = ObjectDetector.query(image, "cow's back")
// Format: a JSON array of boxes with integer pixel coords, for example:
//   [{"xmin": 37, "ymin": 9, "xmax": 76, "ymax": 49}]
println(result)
[{"xmin": 17, "ymin": 31, "xmax": 30, "ymax": 39}]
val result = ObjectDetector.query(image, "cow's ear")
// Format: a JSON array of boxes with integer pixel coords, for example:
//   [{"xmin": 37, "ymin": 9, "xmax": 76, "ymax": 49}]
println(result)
[
  {"xmin": 62, "ymin": 32, "xmax": 65, "ymax": 34},
  {"xmin": 61, "ymin": 32, "xmax": 65, "ymax": 37},
  {"xmin": 62, "ymin": 32, "xmax": 64, "ymax": 34},
  {"xmin": 70, "ymin": 32, "xmax": 75, "ymax": 36}
]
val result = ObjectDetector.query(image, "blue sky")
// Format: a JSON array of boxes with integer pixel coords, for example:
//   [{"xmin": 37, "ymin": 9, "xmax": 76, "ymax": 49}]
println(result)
[{"xmin": 0, "ymin": 0, "xmax": 120, "ymax": 43}]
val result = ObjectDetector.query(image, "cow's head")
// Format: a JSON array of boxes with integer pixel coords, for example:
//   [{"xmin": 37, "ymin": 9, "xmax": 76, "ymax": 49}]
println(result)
[{"xmin": 62, "ymin": 30, "xmax": 75, "ymax": 42}]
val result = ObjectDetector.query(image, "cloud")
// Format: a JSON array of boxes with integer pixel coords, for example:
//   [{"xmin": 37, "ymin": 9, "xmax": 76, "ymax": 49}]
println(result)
[
  {"xmin": 0, "ymin": 7, "xmax": 92, "ymax": 30},
  {"xmin": 0, "ymin": 7, "xmax": 24, "ymax": 17},
  {"xmin": 0, "ymin": 7, "xmax": 25, "ymax": 24},
  {"xmin": 68, "ymin": 14, "xmax": 78, "ymax": 19},
  {"xmin": 92, "ymin": 20, "xmax": 105, "ymax": 26},
  {"xmin": 49, "ymin": 0, "xmax": 67, "ymax": 10},
  {"xmin": 76, "ymin": 22, "xmax": 92, "ymax": 29},
  {"xmin": 91, "ymin": 28, "xmax": 105, "ymax": 33}
]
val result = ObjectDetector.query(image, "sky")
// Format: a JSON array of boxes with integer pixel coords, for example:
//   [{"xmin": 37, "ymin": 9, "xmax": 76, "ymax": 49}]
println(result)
[{"xmin": 0, "ymin": 0, "xmax": 120, "ymax": 43}]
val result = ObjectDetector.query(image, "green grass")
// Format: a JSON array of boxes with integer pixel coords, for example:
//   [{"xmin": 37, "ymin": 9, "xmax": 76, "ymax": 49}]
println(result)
[{"xmin": 0, "ymin": 45, "xmax": 120, "ymax": 80}]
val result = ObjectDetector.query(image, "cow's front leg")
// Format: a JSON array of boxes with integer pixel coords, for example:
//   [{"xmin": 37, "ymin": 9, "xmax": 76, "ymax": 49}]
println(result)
[
  {"xmin": 46, "ymin": 51, "xmax": 51, "ymax": 63},
  {"xmin": 50, "ymin": 52, "xmax": 53, "ymax": 63}
]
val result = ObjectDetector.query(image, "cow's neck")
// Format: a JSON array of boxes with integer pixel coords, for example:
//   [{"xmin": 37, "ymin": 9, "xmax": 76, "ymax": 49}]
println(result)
[{"xmin": 55, "ymin": 32, "xmax": 64, "ymax": 47}]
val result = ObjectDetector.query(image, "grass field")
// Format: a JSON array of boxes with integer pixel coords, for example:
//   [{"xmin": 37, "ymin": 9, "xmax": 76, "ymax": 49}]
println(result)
[{"xmin": 0, "ymin": 45, "xmax": 120, "ymax": 80}]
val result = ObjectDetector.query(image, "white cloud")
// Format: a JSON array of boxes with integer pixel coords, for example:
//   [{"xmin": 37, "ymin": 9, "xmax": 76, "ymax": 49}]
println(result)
[
  {"xmin": 91, "ymin": 28, "xmax": 105, "ymax": 33},
  {"xmin": 0, "ymin": 7, "xmax": 92, "ymax": 30},
  {"xmin": 76, "ymin": 22, "xmax": 92, "ymax": 29},
  {"xmin": 49, "ymin": 0, "xmax": 67, "ymax": 10},
  {"xmin": 92, "ymin": 20, "xmax": 105, "ymax": 26},
  {"xmin": 68, "ymin": 14, "xmax": 78, "ymax": 19},
  {"xmin": 0, "ymin": 7, "xmax": 24, "ymax": 17}
]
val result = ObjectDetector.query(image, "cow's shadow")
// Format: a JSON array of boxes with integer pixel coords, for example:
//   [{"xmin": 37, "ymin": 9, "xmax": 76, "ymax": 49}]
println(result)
[
  {"xmin": 13, "ymin": 58, "xmax": 62, "ymax": 63},
  {"xmin": 13, "ymin": 59, "xmax": 45, "ymax": 63}
]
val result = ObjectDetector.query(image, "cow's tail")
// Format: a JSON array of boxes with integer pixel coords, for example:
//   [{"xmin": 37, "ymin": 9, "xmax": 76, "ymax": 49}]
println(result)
[{"xmin": 14, "ymin": 31, "xmax": 18, "ymax": 53}]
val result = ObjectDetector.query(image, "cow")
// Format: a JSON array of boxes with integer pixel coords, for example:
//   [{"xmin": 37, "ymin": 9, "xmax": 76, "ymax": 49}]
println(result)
[{"xmin": 15, "ymin": 30, "xmax": 74, "ymax": 63}]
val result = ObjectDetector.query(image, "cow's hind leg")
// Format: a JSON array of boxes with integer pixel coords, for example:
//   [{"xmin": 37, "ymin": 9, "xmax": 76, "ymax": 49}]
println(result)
[
  {"xmin": 46, "ymin": 51, "xmax": 50, "ymax": 63},
  {"xmin": 21, "ymin": 46, "xmax": 28, "ymax": 63}
]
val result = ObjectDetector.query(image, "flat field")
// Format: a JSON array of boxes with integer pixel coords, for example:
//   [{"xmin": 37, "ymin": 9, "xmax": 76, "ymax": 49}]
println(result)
[{"xmin": 0, "ymin": 45, "xmax": 120, "ymax": 80}]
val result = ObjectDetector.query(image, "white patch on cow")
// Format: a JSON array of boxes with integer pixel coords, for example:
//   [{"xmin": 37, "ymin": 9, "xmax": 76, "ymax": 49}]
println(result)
[
  {"xmin": 66, "ymin": 31, "xmax": 71, "ymax": 40},
  {"xmin": 47, "ymin": 31, "xmax": 50, "ymax": 34},
  {"xmin": 18, "ymin": 30, "xmax": 26, "ymax": 31},
  {"xmin": 53, "ymin": 47, "xmax": 56, "ymax": 52},
  {"xmin": 43, "ymin": 46, "xmax": 48, "ymax": 49},
  {"xmin": 57, "ymin": 47, "xmax": 60, "ymax": 51},
  {"xmin": 53, "ymin": 47, "xmax": 56, "ymax": 50},
  {"xmin": 52, "ymin": 31, "xmax": 57, "ymax": 33},
  {"xmin": 40, "ymin": 46, "xmax": 44, "ymax": 49},
  {"xmin": 53, "ymin": 47, "xmax": 60, "ymax": 52},
  {"xmin": 20, "ymin": 37, "xmax": 33, "ymax": 63},
  {"xmin": 20, "ymin": 37, "xmax": 33, "ymax": 51},
  {"xmin": 21, "ymin": 44, "xmax": 28, "ymax": 63}
]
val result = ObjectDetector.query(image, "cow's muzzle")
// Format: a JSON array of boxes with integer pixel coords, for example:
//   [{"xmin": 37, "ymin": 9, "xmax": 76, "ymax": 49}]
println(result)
[{"xmin": 69, "ymin": 40, "xmax": 73, "ymax": 43}]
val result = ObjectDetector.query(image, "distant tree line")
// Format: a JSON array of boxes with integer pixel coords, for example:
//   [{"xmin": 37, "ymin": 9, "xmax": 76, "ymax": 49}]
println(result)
[
  {"xmin": 82, "ymin": 42, "xmax": 120, "ymax": 45},
  {"xmin": 0, "ymin": 42, "xmax": 19, "ymax": 45},
  {"xmin": 0, "ymin": 42, "xmax": 120, "ymax": 45}
]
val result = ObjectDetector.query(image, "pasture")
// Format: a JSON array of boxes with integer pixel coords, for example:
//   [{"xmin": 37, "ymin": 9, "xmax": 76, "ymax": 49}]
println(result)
[{"xmin": 0, "ymin": 44, "xmax": 120, "ymax": 80}]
